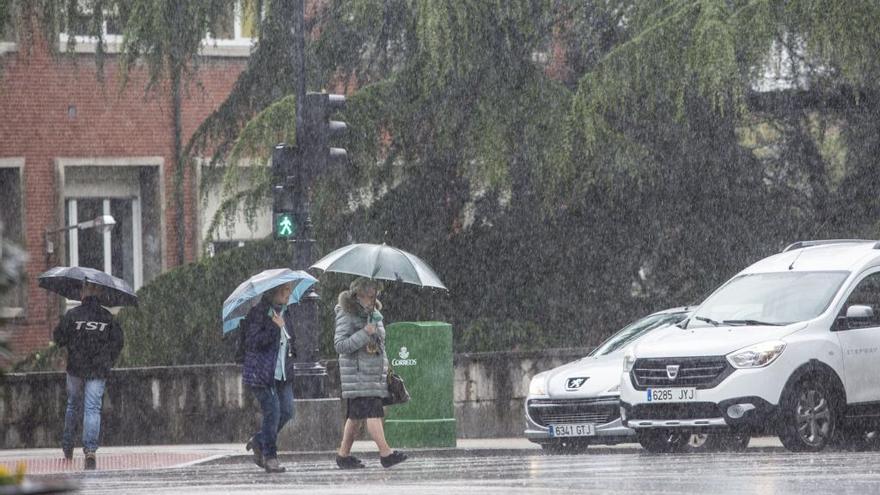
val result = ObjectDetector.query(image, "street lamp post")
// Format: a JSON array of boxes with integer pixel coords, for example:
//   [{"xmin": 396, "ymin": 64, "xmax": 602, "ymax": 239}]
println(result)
[{"xmin": 44, "ymin": 215, "xmax": 116, "ymax": 264}]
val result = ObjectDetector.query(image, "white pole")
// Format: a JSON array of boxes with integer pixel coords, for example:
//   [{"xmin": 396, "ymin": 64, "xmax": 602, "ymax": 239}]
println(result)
[{"xmin": 103, "ymin": 199, "xmax": 112, "ymax": 273}]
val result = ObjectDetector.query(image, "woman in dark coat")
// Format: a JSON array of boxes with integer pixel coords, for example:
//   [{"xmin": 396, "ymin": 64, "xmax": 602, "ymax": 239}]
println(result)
[
  {"xmin": 242, "ymin": 282, "xmax": 296, "ymax": 473},
  {"xmin": 334, "ymin": 277, "xmax": 407, "ymax": 469}
]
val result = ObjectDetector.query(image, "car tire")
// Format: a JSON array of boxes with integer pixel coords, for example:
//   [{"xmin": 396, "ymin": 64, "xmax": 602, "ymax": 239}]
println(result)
[
  {"xmin": 683, "ymin": 433, "xmax": 710, "ymax": 452},
  {"xmin": 540, "ymin": 439, "xmax": 590, "ymax": 454},
  {"xmin": 683, "ymin": 431, "xmax": 750, "ymax": 452},
  {"xmin": 636, "ymin": 430, "xmax": 688, "ymax": 454},
  {"xmin": 778, "ymin": 377, "xmax": 838, "ymax": 452}
]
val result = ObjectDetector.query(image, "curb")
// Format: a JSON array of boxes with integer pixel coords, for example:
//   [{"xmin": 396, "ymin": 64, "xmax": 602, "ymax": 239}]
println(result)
[
  {"xmin": 198, "ymin": 441, "xmax": 793, "ymax": 466},
  {"xmin": 200, "ymin": 447, "xmax": 543, "ymax": 466}
]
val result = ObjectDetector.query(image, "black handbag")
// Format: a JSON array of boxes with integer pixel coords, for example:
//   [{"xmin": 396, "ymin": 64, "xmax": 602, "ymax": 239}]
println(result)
[{"xmin": 383, "ymin": 368, "xmax": 410, "ymax": 406}]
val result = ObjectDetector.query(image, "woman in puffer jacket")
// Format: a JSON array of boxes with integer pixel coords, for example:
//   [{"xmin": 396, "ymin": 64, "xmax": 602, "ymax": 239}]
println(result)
[{"xmin": 333, "ymin": 277, "xmax": 407, "ymax": 469}]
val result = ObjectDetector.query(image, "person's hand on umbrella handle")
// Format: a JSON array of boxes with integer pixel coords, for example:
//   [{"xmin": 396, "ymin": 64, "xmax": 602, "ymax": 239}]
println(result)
[{"xmin": 364, "ymin": 323, "xmax": 377, "ymax": 335}]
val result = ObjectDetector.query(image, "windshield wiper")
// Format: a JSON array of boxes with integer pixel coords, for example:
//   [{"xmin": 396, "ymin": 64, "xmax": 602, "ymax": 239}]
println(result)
[
  {"xmin": 695, "ymin": 316, "xmax": 720, "ymax": 326},
  {"xmin": 722, "ymin": 319, "xmax": 783, "ymax": 327}
]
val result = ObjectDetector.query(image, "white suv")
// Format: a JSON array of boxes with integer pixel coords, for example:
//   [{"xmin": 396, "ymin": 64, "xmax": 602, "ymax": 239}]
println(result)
[{"xmin": 620, "ymin": 240, "xmax": 880, "ymax": 452}]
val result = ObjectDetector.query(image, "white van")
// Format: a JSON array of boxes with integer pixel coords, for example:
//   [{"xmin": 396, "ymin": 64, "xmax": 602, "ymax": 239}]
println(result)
[{"xmin": 620, "ymin": 240, "xmax": 880, "ymax": 452}]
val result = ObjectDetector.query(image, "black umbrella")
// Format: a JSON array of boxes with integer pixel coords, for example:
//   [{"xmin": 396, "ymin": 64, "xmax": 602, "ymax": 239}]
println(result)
[{"xmin": 38, "ymin": 266, "xmax": 138, "ymax": 307}]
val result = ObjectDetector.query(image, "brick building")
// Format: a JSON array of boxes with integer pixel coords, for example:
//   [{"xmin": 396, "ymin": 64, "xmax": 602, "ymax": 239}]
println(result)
[{"xmin": 0, "ymin": 9, "xmax": 270, "ymax": 359}]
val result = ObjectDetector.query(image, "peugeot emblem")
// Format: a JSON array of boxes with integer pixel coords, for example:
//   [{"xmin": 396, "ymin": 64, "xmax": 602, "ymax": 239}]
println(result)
[
  {"xmin": 666, "ymin": 365, "xmax": 680, "ymax": 381},
  {"xmin": 566, "ymin": 377, "xmax": 588, "ymax": 390}
]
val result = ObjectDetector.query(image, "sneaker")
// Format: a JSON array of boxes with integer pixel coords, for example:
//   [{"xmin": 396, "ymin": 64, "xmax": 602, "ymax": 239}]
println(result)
[
  {"xmin": 263, "ymin": 457, "xmax": 286, "ymax": 473},
  {"xmin": 336, "ymin": 455, "xmax": 366, "ymax": 469},
  {"xmin": 246, "ymin": 436, "xmax": 264, "ymax": 468},
  {"xmin": 84, "ymin": 452, "xmax": 96, "ymax": 470},
  {"xmin": 62, "ymin": 447, "xmax": 73, "ymax": 461},
  {"xmin": 380, "ymin": 450, "xmax": 407, "ymax": 468}
]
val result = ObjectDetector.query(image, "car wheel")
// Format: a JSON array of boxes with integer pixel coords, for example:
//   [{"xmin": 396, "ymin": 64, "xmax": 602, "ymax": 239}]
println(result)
[
  {"xmin": 778, "ymin": 378, "xmax": 837, "ymax": 452},
  {"xmin": 683, "ymin": 431, "xmax": 750, "ymax": 452},
  {"xmin": 540, "ymin": 439, "xmax": 590, "ymax": 454},
  {"xmin": 684, "ymin": 433, "xmax": 709, "ymax": 451},
  {"xmin": 637, "ymin": 430, "xmax": 688, "ymax": 453}
]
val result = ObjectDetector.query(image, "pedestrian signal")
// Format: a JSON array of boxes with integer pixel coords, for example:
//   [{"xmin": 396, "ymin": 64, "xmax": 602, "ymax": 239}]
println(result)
[{"xmin": 274, "ymin": 212, "xmax": 296, "ymax": 240}]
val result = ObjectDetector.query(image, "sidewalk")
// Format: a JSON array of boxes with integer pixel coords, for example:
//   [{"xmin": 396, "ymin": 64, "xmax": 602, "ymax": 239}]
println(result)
[
  {"xmin": 0, "ymin": 437, "xmax": 785, "ymax": 475},
  {"xmin": 0, "ymin": 438, "xmax": 540, "ymax": 474}
]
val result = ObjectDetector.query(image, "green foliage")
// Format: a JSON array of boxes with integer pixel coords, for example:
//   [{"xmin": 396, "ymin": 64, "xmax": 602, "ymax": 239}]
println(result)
[{"xmin": 11, "ymin": 1, "xmax": 880, "ymax": 356}]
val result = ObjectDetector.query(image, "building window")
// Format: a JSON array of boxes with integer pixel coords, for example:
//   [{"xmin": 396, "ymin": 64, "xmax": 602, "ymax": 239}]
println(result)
[
  {"xmin": 1, "ymin": 8, "xmax": 15, "ymax": 41},
  {"xmin": 62, "ymin": 0, "xmax": 126, "ymax": 42},
  {"xmin": 60, "ymin": 159, "xmax": 164, "ymax": 292},
  {"xmin": 206, "ymin": 0, "xmax": 260, "ymax": 45},
  {"xmin": 66, "ymin": 197, "xmax": 139, "ymax": 290},
  {"xmin": 0, "ymin": 164, "xmax": 25, "ymax": 318},
  {"xmin": 0, "ymin": 8, "xmax": 17, "ymax": 54},
  {"xmin": 59, "ymin": 0, "xmax": 259, "ymax": 50},
  {"xmin": 199, "ymin": 163, "xmax": 271, "ymax": 253}
]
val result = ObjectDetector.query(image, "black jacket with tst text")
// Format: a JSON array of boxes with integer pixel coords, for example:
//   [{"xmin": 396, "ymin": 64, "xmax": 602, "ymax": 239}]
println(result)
[{"xmin": 52, "ymin": 296, "xmax": 124, "ymax": 379}]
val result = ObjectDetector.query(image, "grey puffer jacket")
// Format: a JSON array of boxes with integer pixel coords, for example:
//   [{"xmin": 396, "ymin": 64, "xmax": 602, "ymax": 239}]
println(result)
[{"xmin": 334, "ymin": 290, "xmax": 389, "ymax": 399}]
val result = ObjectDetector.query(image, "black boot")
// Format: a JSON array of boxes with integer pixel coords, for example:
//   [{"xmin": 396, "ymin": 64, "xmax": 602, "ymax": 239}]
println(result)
[
  {"xmin": 380, "ymin": 451, "xmax": 407, "ymax": 468},
  {"xmin": 263, "ymin": 457, "xmax": 286, "ymax": 473},
  {"xmin": 336, "ymin": 455, "xmax": 366, "ymax": 469},
  {"xmin": 84, "ymin": 451, "xmax": 97, "ymax": 470},
  {"xmin": 246, "ymin": 436, "xmax": 264, "ymax": 468}
]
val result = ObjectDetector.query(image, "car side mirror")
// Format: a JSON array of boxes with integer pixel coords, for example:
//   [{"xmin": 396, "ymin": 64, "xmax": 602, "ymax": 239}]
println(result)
[{"xmin": 847, "ymin": 305, "xmax": 875, "ymax": 321}]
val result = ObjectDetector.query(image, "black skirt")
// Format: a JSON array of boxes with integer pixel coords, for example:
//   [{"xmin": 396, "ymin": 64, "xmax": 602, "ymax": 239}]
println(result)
[{"xmin": 346, "ymin": 397, "xmax": 385, "ymax": 419}]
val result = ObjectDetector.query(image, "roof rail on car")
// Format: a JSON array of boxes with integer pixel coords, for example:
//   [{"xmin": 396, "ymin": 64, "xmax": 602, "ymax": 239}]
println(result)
[{"xmin": 782, "ymin": 239, "xmax": 877, "ymax": 253}]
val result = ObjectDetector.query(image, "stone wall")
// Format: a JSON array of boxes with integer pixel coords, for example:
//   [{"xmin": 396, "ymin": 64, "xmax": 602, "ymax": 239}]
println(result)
[{"xmin": 0, "ymin": 348, "xmax": 590, "ymax": 449}]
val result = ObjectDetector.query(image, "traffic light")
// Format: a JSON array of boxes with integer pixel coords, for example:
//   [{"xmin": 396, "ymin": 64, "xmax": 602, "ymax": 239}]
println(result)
[
  {"xmin": 271, "ymin": 144, "xmax": 298, "ymax": 240},
  {"xmin": 300, "ymin": 92, "xmax": 347, "ymax": 177}
]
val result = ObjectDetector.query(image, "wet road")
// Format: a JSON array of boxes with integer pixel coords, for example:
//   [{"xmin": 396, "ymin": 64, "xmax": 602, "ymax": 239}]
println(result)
[{"xmin": 38, "ymin": 447, "xmax": 880, "ymax": 494}]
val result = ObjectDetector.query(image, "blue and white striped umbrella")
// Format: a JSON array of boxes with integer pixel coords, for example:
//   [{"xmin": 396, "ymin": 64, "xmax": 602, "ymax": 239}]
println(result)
[{"xmin": 222, "ymin": 268, "xmax": 317, "ymax": 334}]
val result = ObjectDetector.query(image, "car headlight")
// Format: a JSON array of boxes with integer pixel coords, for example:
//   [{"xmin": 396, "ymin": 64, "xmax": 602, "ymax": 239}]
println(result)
[
  {"xmin": 623, "ymin": 351, "xmax": 637, "ymax": 373},
  {"xmin": 528, "ymin": 375, "xmax": 547, "ymax": 396},
  {"xmin": 727, "ymin": 340, "xmax": 786, "ymax": 369}
]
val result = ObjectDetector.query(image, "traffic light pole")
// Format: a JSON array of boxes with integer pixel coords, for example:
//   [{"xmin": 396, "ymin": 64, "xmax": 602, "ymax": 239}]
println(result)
[
  {"xmin": 273, "ymin": 91, "xmax": 347, "ymax": 399},
  {"xmin": 291, "ymin": 158, "xmax": 327, "ymax": 399}
]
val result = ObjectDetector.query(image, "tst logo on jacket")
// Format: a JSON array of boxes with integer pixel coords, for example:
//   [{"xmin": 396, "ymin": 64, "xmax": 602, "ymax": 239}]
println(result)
[{"xmin": 74, "ymin": 321, "xmax": 111, "ymax": 332}]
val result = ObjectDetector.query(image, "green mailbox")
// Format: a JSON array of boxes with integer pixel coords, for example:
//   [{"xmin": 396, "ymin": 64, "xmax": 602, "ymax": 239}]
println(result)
[{"xmin": 384, "ymin": 321, "xmax": 456, "ymax": 448}]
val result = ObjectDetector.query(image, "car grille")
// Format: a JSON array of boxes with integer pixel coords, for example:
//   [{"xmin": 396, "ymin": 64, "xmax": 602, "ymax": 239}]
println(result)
[
  {"xmin": 630, "ymin": 356, "xmax": 732, "ymax": 390},
  {"xmin": 629, "ymin": 402, "xmax": 723, "ymax": 420},
  {"xmin": 527, "ymin": 397, "xmax": 620, "ymax": 427}
]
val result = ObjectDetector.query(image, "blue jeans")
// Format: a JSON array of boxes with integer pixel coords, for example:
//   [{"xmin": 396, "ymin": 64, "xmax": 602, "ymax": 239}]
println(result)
[
  {"xmin": 251, "ymin": 380, "xmax": 294, "ymax": 459},
  {"xmin": 62, "ymin": 374, "xmax": 106, "ymax": 453}
]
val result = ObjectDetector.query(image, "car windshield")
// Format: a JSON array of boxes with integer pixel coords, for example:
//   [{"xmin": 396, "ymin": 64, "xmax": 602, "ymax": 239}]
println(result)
[
  {"xmin": 590, "ymin": 312, "xmax": 690, "ymax": 356},
  {"xmin": 687, "ymin": 271, "xmax": 850, "ymax": 328}
]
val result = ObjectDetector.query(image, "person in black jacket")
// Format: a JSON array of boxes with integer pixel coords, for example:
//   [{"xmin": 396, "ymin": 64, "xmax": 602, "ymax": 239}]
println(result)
[
  {"xmin": 242, "ymin": 282, "xmax": 297, "ymax": 473},
  {"xmin": 52, "ymin": 281, "xmax": 124, "ymax": 470}
]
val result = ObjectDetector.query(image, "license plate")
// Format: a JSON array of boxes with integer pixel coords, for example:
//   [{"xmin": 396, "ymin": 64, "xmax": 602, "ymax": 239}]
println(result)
[
  {"xmin": 548, "ymin": 423, "xmax": 595, "ymax": 437},
  {"xmin": 646, "ymin": 387, "xmax": 697, "ymax": 403}
]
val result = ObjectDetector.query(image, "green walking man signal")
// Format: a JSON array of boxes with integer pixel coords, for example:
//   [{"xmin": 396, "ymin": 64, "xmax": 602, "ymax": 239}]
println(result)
[{"xmin": 274, "ymin": 212, "xmax": 296, "ymax": 239}]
